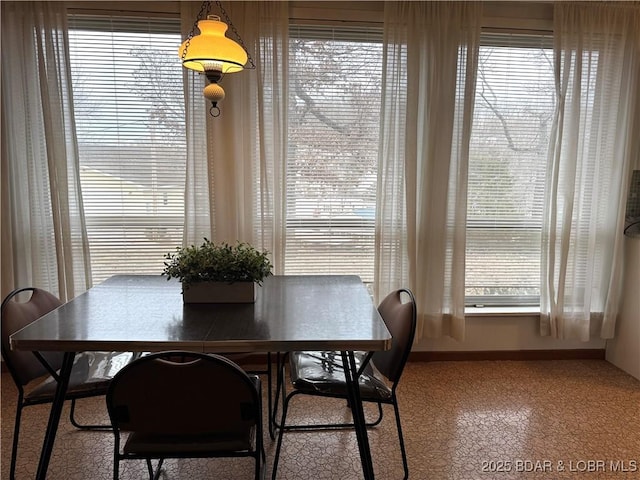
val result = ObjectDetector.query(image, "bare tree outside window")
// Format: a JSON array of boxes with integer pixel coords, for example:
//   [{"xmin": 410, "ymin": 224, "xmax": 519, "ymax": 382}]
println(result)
[
  {"xmin": 466, "ymin": 36, "xmax": 555, "ymax": 304},
  {"xmin": 284, "ymin": 28, "xmax": 383, "ymax": 282}
]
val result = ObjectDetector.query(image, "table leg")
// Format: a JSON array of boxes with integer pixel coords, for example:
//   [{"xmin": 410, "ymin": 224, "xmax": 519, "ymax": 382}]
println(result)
[
  {"xmin": 266, "ymin": 352, "xmax": 275, "ymax": 440},
  {"xmin": 36, "ymin": 351, "xmax": 76, "ymax": 480},
  {"xmin": 341, "ymin": 351, "xmax": 375, "ymax": 479},
  {"xmin": 271, "ymin": 352, "xmax": 287, "ymax": 434}
]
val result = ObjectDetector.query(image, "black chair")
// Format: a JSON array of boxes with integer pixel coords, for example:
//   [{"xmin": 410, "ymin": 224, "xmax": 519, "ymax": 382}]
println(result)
[
  {"xmin": 272, "ymin": 288, "xmax": 416, "ymax": 480},
  {"xmin": 106, "ymin": 351, "xmax": 265, "ymax": 480},
  {"xmin": 1, "ymin": 287, "xmax": 137, "ymax": 480}
]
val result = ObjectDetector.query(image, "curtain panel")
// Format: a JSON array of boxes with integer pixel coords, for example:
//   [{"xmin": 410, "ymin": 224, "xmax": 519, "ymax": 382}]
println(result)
[
  {"xmin": 1, "ymin": 1, "xmax": 91, "ymax": 301},
  {"xmin": 378, "ymin": 1, "xmax": 481, "ymax": 341},
  {"xmin": 181, "ymin": 2, "xmax": 211, "ymax": 247},
  {"xmin": 541, "ymin": 2, "xmax": 640, "ymax": 340}
]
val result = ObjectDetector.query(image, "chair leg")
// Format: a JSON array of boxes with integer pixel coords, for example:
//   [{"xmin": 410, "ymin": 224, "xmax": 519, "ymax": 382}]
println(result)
[
  {"xmin": 346, "ymin": 399, "xmax": 384, "ymax": 427},
  {"xmin": 10, "ymin": 399, "xmax": 24, "ymax": 480},
  {"xmin": 153, "ymin": 458, "xmax": 164, "ymax": 480},
  {"xmin": 366, "ymin": 402, "xmax": 384, "ymax": 427},
  {"xmin": 271, "ymin": 390, "xmax": 293, "ymax": 480},
  {"xmin": 113, "ymin": 434, "xmax": 120, "ymax": 480},
  {"xmin": 275, "ymin": 399, "xmax": 384, "ymax": 431},
  {"xmin": 69, "ymin": 398, "xmax": 112, "ymax": 430},
  {"xmin": 145, "ymin": 458, "xmax": 164, "ymax": 480},
  {"xmin": 255, "ymin": 444, "xmax": 265, "ymax": 480},
  {"xmin": 392, "ymin": 399, "xmax": 409, "ymax": 480},
  {"xmin": 146, "ymin": 458, "xmax": 154, "ymax": 480}
]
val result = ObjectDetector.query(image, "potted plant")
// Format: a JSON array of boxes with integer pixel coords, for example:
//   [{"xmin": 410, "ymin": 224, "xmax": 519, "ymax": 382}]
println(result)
[{"xmin": 162, "ymin": 238, "xmax": 273, "ymax": 303}]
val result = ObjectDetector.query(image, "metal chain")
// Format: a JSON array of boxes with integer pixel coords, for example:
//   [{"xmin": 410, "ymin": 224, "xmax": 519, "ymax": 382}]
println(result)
[
  {"xmin": 215, "ymin": 0, "xmax": 256, "ymax": 69},
  {"xmin": 181, "ymin": 1, "xmax": 212, "ymax": 61},
  {"xmin": 181, "ymin": 0, "xmax": 255, "ymax": 77}
]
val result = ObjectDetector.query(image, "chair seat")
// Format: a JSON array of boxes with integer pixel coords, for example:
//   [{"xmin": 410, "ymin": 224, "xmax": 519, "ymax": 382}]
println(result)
[
  {"xmin": 26, "ymin": 351, "xmax": 136, "ymax": 403},
  {"xmin": 289, "ymin": 351, "xmax": 392, "ymax": 401},
  {"xmin": 123, "ymin": 430, "xmax": 255, "ymax": 455}
]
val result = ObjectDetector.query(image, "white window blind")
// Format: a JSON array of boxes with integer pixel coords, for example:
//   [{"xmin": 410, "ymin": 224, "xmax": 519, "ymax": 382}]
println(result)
[
  {"xmin": 68, "ymin": 15, "xmax": 185, "ymax": 284},
  {"xmin": 466, "ymin": 32, "xmax": 554, "ymax": 306},
  {"xmin": 285, "ymin": 26, "xmax": 382, "ymax": 283}
]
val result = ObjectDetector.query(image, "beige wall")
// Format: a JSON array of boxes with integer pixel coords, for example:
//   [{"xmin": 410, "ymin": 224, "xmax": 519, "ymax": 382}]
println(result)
[
  {"xmin": 606, "ymin": 238, "xmax": 640, "ymax": 379},
  {"xmin": 605, "ymin": 84, "xmax": 640, "ymax": 378},
  {"xmin": 415, "ymin": 315, "xmax": 607, "ymax": 353}
]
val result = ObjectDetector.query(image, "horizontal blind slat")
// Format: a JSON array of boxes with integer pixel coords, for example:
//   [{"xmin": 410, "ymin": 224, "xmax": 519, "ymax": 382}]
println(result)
[
  {"xmin": 285, "ymin": 25, "xmax": 382, "ymax": 283},
  {"xmin": 465, "ymin": 32, "xmax": 554, "ymax": 305},
  {"xmin": 68, "ymin": 14, "xmax": 185, "ymax": 284}
]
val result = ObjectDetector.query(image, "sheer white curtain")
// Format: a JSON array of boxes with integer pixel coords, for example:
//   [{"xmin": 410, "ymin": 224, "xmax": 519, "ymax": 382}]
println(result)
[
  {"xmin": 181, "ymin": 2, "xmax": 211, "ymax": 246},
  {"xmin": 1, "ymin": 1, "xmax": 91, "ymax": 301},
  {"xmin": 377, "ymin": 1, "xmax": 481, "ymax": 341},
  {"xmin": 541, "ymin": 2, "xmax": 640, "ymax": 341},
  {"xmin": 181, "ymin": 1, "xmax": 288, "ymax": 271}
]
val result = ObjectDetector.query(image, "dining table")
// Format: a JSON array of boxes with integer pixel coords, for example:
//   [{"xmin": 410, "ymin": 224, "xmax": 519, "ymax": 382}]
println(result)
[{"xmin": 9, "ymin": 274, "xmax": 392, "ymax": 479}]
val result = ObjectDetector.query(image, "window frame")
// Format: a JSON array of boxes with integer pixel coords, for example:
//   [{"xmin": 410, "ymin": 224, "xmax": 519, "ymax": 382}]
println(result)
[
  {"xmin": 464, "ymin": 29, "xmax": 555, "ymax": 309},
  {"xmin": 67, "ymin": 12, "xmax": 187, "ymax": 284},
  {"xmin": 283, "ymin": 24, "xmax": 384, "ymax": 284}
]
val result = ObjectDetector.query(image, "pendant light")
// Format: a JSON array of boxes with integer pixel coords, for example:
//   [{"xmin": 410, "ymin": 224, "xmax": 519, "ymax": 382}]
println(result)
[{"xmin": 179, "ymin": 1, "xmax": 253, "ymax": 116}]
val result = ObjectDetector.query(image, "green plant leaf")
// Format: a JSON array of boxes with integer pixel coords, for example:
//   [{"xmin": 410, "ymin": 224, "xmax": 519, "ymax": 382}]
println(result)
[{"xmin": 162, "ymin": 239, "xmax": 273, "ymax": 288}]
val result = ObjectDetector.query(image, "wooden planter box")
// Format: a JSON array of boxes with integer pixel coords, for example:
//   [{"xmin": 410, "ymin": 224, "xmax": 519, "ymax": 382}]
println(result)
[{"xmin": 182, "ymin": 281, "xmax": 257, "ymax": 304}]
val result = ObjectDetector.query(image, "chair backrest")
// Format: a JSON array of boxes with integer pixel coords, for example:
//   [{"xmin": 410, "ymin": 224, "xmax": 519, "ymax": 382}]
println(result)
[
  {"xmin": 371, "ymin": 288, "xmax": 416, "ymax": 383},
  {"xmin": 1, "ymin": 287, "xmax": 65, "ymax": 387},
  {"xmin": 106, "ymin": 352, "xmax": 261, "ymax": 440}
]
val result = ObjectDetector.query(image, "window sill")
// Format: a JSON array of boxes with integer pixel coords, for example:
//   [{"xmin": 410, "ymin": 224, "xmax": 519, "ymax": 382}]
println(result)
[{"xmin": 465, "ymin": 306, "xmax": 540, "ymax": 317}]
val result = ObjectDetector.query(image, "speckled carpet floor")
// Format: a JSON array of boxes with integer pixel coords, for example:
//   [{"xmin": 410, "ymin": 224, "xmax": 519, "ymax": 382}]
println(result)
[{"xmin": 2, "ymin": 360, "xmax": 639, "ymax": 479}]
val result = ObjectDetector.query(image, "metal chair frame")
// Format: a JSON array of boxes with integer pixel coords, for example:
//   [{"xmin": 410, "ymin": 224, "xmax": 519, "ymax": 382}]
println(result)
[
  {"xmin": 271, "ymin": 289, "xmax": 416, "ymax": 480},
  {"xmin": 1, "ymin": 287, "xmax": 120, "ymax": 480},
  {"xmin": 271, "ymin": 351, "xmax": 386, "ymax": 431}
]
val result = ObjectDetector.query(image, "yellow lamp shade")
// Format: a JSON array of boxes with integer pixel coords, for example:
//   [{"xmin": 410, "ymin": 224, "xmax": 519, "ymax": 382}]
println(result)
[{"xmin": 179, "ymin": 17, "xmax": 248, "ymax": 74}]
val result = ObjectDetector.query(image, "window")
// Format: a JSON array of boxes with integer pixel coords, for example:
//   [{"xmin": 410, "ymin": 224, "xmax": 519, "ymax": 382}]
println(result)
[
  {"xmin": 68, "ymin": 15, "xmax": 185, "ymax": 283},
  {"xmin": 285, "ymin": 26, "xmax": 383, "ymax": 283},
  {"xmin": 465, "ymin": 32, "xmax": 555, "ymax": 306},
  {"xmin": 66, "ymin": 13, "xmax": 554, "ymax": 307}
]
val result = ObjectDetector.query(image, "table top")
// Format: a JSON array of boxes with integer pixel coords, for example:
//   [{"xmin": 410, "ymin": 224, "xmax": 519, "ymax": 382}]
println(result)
[{"xmin": 10, "ymin": 275, "xmax": 391, "ymax": 354}]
